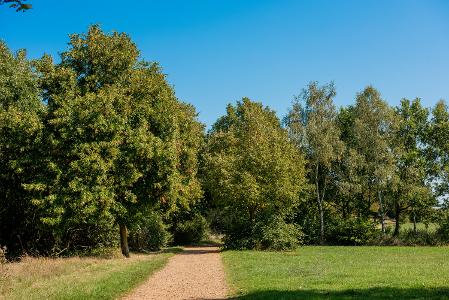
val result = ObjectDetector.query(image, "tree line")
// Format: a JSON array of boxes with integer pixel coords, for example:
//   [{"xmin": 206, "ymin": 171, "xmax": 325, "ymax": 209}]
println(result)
[{"xmin": 1, "ymin": 26, "xmax": 449, "ymax": 256}]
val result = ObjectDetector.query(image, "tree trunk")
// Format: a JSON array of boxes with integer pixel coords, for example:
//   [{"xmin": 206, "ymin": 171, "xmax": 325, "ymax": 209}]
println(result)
[
  {"xmin": 378, "ymin": 190, "xmax": 385, "ymax": 234},
  {"xmin": 119, "ymin": 224, "xmax": 130, "ymax": 258},
  {"xmin": 318, "ymin": 200, "xmax": 324, "ymax": 244},
  {"xmin": 393, "ymin": 202, "xmax": 400, "ymax": 236},
  {"xmin": 413, "ymin": 212, "xmax": 417, "ymax": 235},
  {"xmin": 315, "ymin": 165, "xmax": 325, "ymax": 244}
]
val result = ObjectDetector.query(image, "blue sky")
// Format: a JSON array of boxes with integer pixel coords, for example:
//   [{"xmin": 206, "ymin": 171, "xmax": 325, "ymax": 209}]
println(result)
[{"xmin": 1, "ymin": 0, "xmax": 449, "ymax": 126}]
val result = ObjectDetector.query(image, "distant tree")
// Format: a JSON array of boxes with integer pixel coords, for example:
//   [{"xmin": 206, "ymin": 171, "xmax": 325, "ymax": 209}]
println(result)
[
  {"xmin": 427, "ymin": 100, "xmax": 449, "ymax": 199},
  {"xmin": 0, "ymin": 0, "xmax": 32, "ymax": 11},
  {"xmin": 334, "ymin": 106, "xmax": 364, "ymax": 219},
  {"xmin": 352, "ymin": 87, "xmax": 397, "ymax": 233},
  {"xmin": 285, "ymin": 82, "xmax": 344, "ymax": 244},
  {"xmin": 392, "ymin": 98, "xmax": 434, "ymax": 236},
  {"xmin": 202, "ymin": 98, "xmax": 307, "ymax": 249}
]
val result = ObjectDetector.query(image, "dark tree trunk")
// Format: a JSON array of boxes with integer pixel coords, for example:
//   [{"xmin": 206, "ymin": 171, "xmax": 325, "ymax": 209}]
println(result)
[
  {"xmin": 378, "ymin": 190, "xmax": 385, "ymax": 234},
  {"xmin": 393, "ymin": 202, "xmax": 400, "ymax": 236},
  {"xmin": 413, "ymin": 212, "xmax": 417, "ymax": 234},
  {"xmin": 119, "ymin": 224, "xmax": 130, "ymax": 258},
  {"xmin": 315, "ymin": 165, "xmax": 325, "ymax": 245}
]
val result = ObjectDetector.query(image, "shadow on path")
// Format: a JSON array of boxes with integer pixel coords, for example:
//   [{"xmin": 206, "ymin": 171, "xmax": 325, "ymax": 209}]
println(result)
[{"xmin": 180, "ymin": 246, "xmax": 222, "ymax": 255}]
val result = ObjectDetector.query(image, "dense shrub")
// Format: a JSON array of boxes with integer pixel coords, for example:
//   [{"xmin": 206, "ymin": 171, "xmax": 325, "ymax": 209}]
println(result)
[
  {"xmin": 259, "ymin": 217, "xmax": 304, "ymax": 250},
  {"xmin": 326, "ymin": 218, "xmax": 376, "ymax": 245},
  {"xmin": 222, "ymin": 217, "xmax": 257, "ymax": 250},
  {"xmin": 436, "ymin": 211, "xmax": 449, "ymax": 242},
  {"xmin": 129, "ymin": 212, "xmax": 172, "ymax": 251},
  {"xmin": 223, "ymin": 216, "xmax": 303, "ymax": 250},
  {"xmin": 373, "ymin": 228, "xmax": 443, "ymax": 246},
  {"xmin": 173, "ymin": 214, "xmax": 208, "ymax": 245}
]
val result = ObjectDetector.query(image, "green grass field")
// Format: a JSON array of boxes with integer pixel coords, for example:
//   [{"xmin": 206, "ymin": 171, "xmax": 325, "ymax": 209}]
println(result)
[
  {"xmin": 223, "ymin": 246, "xmax": 449, "ymax": 299},
  {"xmin": 0, "ymin": 249, "xmax": 179, "ymax": 300}
]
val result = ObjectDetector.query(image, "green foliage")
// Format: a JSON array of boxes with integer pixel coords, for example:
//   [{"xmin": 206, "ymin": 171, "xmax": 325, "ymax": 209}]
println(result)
[
  {"xmin": 427, "ymin": 100, "xmax": 449, "ymax": 197},
  {"xmin": 0, "ymin": 42, "xmax": 46, "ymax": 256},
  {"xmin": 259, "ymin": 216, "xmax": 304, "ymax": 250},
  {"xmin": 173, "ymin": 214, "xmax": 208, "ymax": 245},
  {"xmin": 203, "ymin": 98, "xmax": 307, "ymax": 249},
  {"xmin": 285, "ymin": 81, "xmax": 344, "ymax": 243},
  {"xmin": 374, "ymin": 228, "xmax": 443, "ymax": 246},
  {"xmin": 436, "ymin": 209, "xmax": 449, "ymax": 242},
  {"xmin": 1, "ymin": 25, "xmax": 447, "ymax": 256},
  {"xmin": 326, "ymin": 218, "xmax": 376, "ymax": 245},
  {"xmin": 391, "ymin": 98, "xmax": 434, "ymax": 235},
  {"xmin": 1, "ymin": 26, "xmax": 203, "ymax": 256},
  {"xmin": 129, "ymin": 211, "xmax": 172, "ymax": 251}
]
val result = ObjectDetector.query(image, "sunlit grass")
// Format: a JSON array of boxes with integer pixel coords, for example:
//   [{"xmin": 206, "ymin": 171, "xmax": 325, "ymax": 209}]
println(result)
[{"xmin": 223, "ymin": 246, "xmax": 449, "ymax": 299}]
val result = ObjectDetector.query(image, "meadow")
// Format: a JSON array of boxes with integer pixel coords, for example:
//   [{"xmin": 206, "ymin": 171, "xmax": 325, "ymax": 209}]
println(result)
[
  {"xmin": 223, "ymin": 246, "xmax": 449, "ymax": 299},
  {"xmin": 0, "ymin": 249, "xmax": 179, "ymax": 300}
]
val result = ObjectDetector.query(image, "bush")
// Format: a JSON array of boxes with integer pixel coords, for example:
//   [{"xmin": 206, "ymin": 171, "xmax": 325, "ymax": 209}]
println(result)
[
  {"xmin": 373, "ymin": 228, "xmax": 443, "ymax": 246},
  {"xmin": 222, "ymin": 219, "xmax": 257, "ymax": 250},
  {"xmin": 437, "ymin": 211, "xmax": 449, "ymax": 242},
  {"xmin": 223, "ymin": 216, "xmax": 303, "ymax": 250},
  {"xmin": 259, "ymin": 217, "xmax": 303, "ymax": 250},
  {"xmin": 173, "ymin": 214, "xmax": 208, "ymax": 245},
  {"xmin": 326, "ymin": 218, "xmax": 376, "ymax": 245},
  {"xmin": 401, "ymin": 229, "xmax": 441, "ymax": 245},
  {"xmin": 129, "ymin": 212, "xmax": 172, "ymax": 251}
]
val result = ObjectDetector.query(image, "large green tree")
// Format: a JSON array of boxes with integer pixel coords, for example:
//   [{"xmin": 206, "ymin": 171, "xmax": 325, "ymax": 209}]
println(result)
[
  {"xmin": 0, "ymin": 42, "xmax": 45, "ymax": 255},
  {"xmin": 202, "ymin": 98, "xmax": 307, "ymax": 249},
  {"xmin": 285, "ymin": 82, "xmax": 344, "ymax": 244},
  {"xmin": 27, "ymin": 25, "xmax": 203, "ymax": 256}
]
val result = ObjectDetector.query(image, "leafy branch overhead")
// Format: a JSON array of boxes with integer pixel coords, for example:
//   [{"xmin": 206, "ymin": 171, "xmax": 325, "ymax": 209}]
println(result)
[{"xmin": 0, "ymin": 0, "xmax": 32, "ymax": 12}]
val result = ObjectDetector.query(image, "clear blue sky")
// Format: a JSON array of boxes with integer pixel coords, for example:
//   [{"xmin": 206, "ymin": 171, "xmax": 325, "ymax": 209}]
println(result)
[{"xmin": 1, "ymin": 0, "xmax": 449, "ymax": 126}]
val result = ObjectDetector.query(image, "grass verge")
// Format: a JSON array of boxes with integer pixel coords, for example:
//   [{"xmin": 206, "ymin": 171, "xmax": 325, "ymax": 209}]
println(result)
[
  {"xmin": 0, "ymin": 248, "xmax": 180, "ymax": 300},
  {"xmin": 222, "ymin": 246, "xmax": 449, "ymax": 299}
]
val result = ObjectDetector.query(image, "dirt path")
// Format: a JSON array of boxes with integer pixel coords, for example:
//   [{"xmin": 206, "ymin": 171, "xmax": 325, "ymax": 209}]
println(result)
[{"xmin": 122, "ymin": 246, "xmax": 228, "ymax": 300}]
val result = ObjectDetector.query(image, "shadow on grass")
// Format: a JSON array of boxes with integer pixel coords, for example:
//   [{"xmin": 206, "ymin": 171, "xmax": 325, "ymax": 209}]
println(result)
[{"xmin": 229, "ymin": 287, "xmax": 449, "ymax": 299}]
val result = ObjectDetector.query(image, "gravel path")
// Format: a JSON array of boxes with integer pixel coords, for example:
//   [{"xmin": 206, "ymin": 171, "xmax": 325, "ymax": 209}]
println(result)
[{"xmin": 122, "ymin": 246, "xmax": 228, "ymax": 300}]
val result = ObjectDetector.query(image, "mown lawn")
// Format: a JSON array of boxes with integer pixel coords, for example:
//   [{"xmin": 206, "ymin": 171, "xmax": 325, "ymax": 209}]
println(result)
[
  {"xmin": 0, "ymin": 249, "xmax": 179, "ymax": 300},
  {"xmin": 222, "ymin": 246, "xmax": 449, "ymax": 299}
]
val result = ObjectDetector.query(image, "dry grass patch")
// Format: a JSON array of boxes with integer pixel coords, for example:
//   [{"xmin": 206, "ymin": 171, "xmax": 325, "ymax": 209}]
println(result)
[{"xmin": 0, "ymin": 249, "xmax": 179, "ymax": 300}]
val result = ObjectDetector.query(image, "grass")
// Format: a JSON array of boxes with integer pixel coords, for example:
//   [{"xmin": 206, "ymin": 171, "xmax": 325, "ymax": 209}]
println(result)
[
  {"xmin": 222, "ymin": 246, "xmax": 449, "ymax": 299},
  {"xmin": 399, "ymin": 222, "xmax": 439, "ymax": 233},
  {"xmin": 0, "ymin": 248, "xmax": 180, "ymax": 300}
]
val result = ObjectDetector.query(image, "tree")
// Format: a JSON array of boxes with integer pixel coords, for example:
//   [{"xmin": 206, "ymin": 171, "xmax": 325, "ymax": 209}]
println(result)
[
  {"xmin": 202, "ymin": 98, "xmax": 307, "ymax": 249},
  {"xmin": 334, "ymin": 106, "xmax": 364, "ymax": 219},
  {"xmin": 392, "ymin": 98, "xmax": 434, "ymax": 236},
  {"xmin": 28, "ymin": 25, "xmax": 203, "ymax": 256},
  {"xmin": 0, "ymin": 42, "xmax": 44, "ymax": 255},
  {"xmin": 427, "ymin": 100, "xmax": 449, "ymax": 200},
  {"xmin": 285, "ymin": 82, "xmax": 344, "ymax": 244},
  {"xmin": 351, "ymin": 86, "xmax": 397, "ymax": 233}
]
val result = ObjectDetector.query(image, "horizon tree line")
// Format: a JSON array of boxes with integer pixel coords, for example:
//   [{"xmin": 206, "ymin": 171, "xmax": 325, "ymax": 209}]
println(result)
[{"xmin": 1, "ymin": 25, "xmax": 449, "ymax": 256}]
